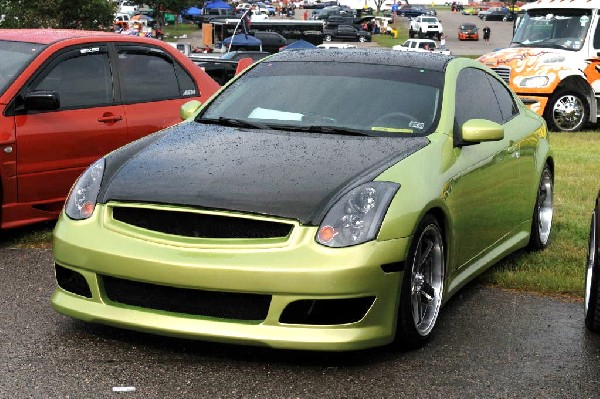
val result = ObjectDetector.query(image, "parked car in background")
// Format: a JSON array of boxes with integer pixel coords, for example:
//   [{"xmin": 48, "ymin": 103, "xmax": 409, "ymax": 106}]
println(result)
[
  {"xmin": 252, "ymin": 31, "xmax": 287, "ymax": 53},
  {"xmin": 0, "ymin": 29, "xmax": 220, "ymax": 230},
  {"xmin": 310, "ymin": 7, "xmax": 340, "ymax": 20},
  {"xmin": 191, "ymin": 51, "xmax": 270, "ymax": 85},
  {"xmin": 585, "ymin": 190, "xmax": 600, "ymax": 333},
  {"xmin": 323, "ymin": 24, "xmax": 371, "ymax": 42},
  {"xmin": 480, "ymin": 8, "xmax": 513, "ymax": 21},
  {"xmin": 52, "ymin": 49, "xmax": 553, "ymax": 352},
  {"xmin": 408, "ymin": 15, "xmax": 444, "ymax": 40},
  {"xmin": 458, "ymin": 23, "xmax": 479, "ymax": 40},
  {"xmin": 316, "ymin": 43, "xmax": 357, "ymax": 49},
  {"xmin": 199, "ymin": 7, "xmax": 237, "ymax": 26},
  {"xmin": 461, "ymin": 7, "xmax": 479, "ymax": 15},
  {"xmin": 392, "ymin": 38, "xmax": 451, "ymax": 55},
  {"xmin": 397, "ymin": 5, "xmax": 427, "ymax": 17}
]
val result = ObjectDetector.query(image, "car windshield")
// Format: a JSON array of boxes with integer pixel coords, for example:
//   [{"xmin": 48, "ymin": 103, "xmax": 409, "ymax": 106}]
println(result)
[
  {"xmin": 0, "ymin": 40, "xmax": 47, "ymax": 94},
  {"xmin": 199, "ymin": 60, "xmax": 443, "ymax": 136},
  {"xmin": 512, "ymin": 8, "xmax": 592, "ymax": 51},
  {"xmin": 422, "ymin": 17, "xmax": 438, "ymax": 23}
]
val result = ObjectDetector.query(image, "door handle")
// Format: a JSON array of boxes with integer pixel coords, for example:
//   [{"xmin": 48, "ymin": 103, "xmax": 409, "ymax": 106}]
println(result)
[{"xmin": 98, "ymin": 115, "xmax": 123, "ymax": 123}]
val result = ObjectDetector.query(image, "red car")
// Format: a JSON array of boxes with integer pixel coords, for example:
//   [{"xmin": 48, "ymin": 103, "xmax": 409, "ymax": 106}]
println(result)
[
  {"xmin": 458, "ymin": 23, "xmax": 479, "ymax": 40},
  {"xmin": 0, "ymin": 29, "xmax": 220, "ymax": 230}
]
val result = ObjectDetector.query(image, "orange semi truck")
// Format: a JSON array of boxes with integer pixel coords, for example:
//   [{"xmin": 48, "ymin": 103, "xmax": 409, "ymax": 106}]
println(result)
[{"xmin": 479, "ymin": 0, "xmax": 600, "ymax": 132}]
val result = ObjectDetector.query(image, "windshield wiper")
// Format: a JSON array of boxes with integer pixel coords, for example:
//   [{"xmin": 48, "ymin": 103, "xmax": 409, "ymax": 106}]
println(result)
[
  {"xmin": 270, "ymin": 124, "xmax": 371, "ymax": 136},
  {"xmin": 199, "ymin": 117, "xmax": 269, "ymax": 130}
]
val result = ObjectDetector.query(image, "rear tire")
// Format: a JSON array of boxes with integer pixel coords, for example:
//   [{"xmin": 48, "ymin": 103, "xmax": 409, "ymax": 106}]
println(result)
[
  {"xmin": 585, "ymin": 207, "xmax": 600, "ymax": 332},
  {"xmin": 395, "ymin": 214, "xmax": 445, "ymax": 349},
  {"xmin": 528, "ymin": 164, "xmax": 553, "ymax": 250}
]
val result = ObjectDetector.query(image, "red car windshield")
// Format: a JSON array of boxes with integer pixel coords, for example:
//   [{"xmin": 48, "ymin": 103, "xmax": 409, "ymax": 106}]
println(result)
[{"xmin": 0, "ymin": 41, "xmax": 47, "ymax": 94}]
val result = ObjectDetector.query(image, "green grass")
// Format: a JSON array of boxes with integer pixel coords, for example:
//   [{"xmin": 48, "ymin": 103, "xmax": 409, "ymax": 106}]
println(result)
[
  {"xmin": 1, "ymin": 133, "xmax": 598, "ymax": 299},
  {"xmin": 161, "ymin": 23, "xmax": 198, "ymax": 40}
]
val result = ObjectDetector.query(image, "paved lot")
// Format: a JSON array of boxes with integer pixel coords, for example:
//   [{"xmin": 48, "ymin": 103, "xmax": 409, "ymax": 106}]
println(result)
[
  {"xmin": 1, "ymin": 247, "xmax": 599, "ymax": 398},
  {"xmin": 182, "ymin": 9, "xmax": 515, "ymax": 57}
]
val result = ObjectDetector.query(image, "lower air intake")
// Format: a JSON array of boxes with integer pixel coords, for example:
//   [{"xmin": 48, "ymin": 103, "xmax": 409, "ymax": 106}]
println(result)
[{"xmin": 103, "ymin": 275, "xmax": 271, "ymax": 321}]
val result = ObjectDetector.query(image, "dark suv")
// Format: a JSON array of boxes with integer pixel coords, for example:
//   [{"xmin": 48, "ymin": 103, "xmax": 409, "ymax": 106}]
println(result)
[
  {"xmin": 252, "ymin": 31, "xmax": 287, "ymax": 53},
  {"xmin": 199, "ymin": 8, "xmax": 237, "ymax": 26},
  {"xmin": 323, "ymin": 25, "xmax": 371, "ymax": 42}
]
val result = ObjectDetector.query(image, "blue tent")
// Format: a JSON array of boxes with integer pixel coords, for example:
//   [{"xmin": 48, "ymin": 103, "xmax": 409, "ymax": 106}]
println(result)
[
  {"xmin": 223, "ymin": 34, "xmax": 262, "ymax": 50},
  {"xmin": 203, "ymin": 1, "xmax": 232, "ymax": 9},
  {"xmin": 280, "ymin": 39, "xmax": 317, "ymax": 51},
  {"xmin": 183, "ymin": 6, "xmax": 202, "ymax": 15}
]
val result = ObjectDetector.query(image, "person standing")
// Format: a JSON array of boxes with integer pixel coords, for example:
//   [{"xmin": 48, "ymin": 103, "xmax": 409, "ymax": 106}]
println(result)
[{"xmin": 483, "ymin": 25, "xmax": 491, "ymax": 44}]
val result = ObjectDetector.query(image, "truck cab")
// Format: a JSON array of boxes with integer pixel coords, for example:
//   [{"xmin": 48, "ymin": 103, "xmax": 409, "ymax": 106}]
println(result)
[{"xmin": 478, "ymin": 0, "xmax": 600, "ymax": 132}]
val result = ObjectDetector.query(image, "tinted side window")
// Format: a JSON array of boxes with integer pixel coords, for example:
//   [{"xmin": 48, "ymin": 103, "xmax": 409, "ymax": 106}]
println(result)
[
  {"xmin": 455, "ymin": 67, "xmax": 503, "ymax": 127},
  {"xmin": 485, "ymin": 73, "xmax": 518, "ymax": 121},
  {"xmin": 33, "ymin": 49, "xmax": 112, "ymax": 109},
  {"xmin": 116, "ymin": 46, "xmax": 181, "ymax": 103}
]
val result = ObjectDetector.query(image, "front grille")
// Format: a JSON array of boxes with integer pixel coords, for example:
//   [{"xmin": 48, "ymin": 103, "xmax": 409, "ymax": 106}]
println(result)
[
  {"xmin": 103, "ymin": 275, "xmax": 271, "ymax": 321},
  {"xmin": 112, "ymin": 206, "xmax": 293, "ymax": 239},
  {"xmin": 491, "ymin": 66, "xmax": 511, "ymax": 83}
]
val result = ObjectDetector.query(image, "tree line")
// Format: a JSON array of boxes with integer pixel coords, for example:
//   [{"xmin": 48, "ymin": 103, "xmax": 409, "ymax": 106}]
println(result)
[{"xmin": 0, "ymin": 0, "xmax": 198, "ymax": 30}]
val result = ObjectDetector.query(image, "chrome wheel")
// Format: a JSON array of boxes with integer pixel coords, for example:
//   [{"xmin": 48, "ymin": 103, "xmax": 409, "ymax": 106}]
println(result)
[
  {"xmin": 549, "ymin": 93, "xmax": 586, "ymax": 132},
  {"xmin": 536, "ymin": 167, "xmax": 553, "ymax": 246},
  {"xmin": 409, "ymin": 222, "xmax": 444, "ymax": 336}
]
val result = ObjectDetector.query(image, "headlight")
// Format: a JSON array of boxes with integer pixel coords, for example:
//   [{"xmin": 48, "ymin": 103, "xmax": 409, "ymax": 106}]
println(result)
[
  {"xmin": 518, "ymin": 75, "xmax": 549, "ymax": 88},
  {"xmin": 316, "ymin": 182, "xmax": 399, "ymax": 248},
  {"xmin": 65, "ymin": 158, "xmax": 105, "ymax": 220}
]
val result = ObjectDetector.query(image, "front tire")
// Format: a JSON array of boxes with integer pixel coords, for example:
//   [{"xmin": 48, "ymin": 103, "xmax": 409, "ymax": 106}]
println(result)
[
  {"xmin": 395, "ymin": 214, "xmax": 445, "ymax": 349},
  {"xmin": 418, "ymin": 29, "xmax": 424, "ymax": 39},
  {"xmin": 544, "ymin": 89, "xmax": 588, "ymax": 132},
  {"xmin": 324, "ymin": 34, "xmax": 332, "ymax": 42},
  {"xmin": 528, "ymin": 164, "xmax": 553, "ymax": 250}
]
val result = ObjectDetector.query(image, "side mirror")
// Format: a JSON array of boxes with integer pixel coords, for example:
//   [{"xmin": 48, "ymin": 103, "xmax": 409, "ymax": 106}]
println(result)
[
  {"xmin": 180, "ymin": 100, "xmax": 203, "ymax": 120},
  {"xmin": 24, "ymin": 90, "xmax": 60, "ymax": 111},
  {"xmin": 461, "ymin": 119, "xmax": 504, "ymax": 143}
]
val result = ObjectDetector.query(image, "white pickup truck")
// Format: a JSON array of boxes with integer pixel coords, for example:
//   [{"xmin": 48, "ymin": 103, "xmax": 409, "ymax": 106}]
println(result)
[
  {"xmin": 392, "ymin": 39, "xmax": 451, "ymax": 55},
  {"xmin": 408, "ymin": 15, "xmax": 443, "ymax": 40}
]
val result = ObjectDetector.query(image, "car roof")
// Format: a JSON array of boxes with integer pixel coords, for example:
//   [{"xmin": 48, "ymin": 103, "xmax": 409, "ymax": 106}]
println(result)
[
  {"xmin": 0, "ymin": 29, "xmax": 119, "ymax": 44},
  {"xmin": 268, "ymin": 48, "xmax": 452, "ymax": 72}
]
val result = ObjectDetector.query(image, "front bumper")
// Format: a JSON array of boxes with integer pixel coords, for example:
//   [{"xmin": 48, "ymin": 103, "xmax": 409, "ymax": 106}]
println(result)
[{"xmin": 52, "ymin": 203, "xmax": 411, "ymax": 351}]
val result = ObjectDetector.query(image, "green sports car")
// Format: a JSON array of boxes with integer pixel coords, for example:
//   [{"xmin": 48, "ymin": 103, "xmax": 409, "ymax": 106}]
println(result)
[{"xmin": 52, "ymin": 49, "xmax": 554, "ymax": 351}]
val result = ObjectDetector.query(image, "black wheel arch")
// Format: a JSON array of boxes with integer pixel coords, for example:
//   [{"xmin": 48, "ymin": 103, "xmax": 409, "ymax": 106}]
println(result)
[{"xmin": 550, "ymin": 76, "xmax": 596, "ymax": 124}]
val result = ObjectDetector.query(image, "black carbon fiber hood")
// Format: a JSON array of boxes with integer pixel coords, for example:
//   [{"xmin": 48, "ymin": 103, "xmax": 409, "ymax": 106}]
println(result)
[{"xmin": 99, "ymin": 123, "xmax": 429, "ymax": 225}]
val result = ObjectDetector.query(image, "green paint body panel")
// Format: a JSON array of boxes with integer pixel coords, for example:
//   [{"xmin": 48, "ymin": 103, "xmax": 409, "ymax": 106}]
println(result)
[{"xmin": 51, "ymin": 57, "xmax": 553, "ymax": 351}]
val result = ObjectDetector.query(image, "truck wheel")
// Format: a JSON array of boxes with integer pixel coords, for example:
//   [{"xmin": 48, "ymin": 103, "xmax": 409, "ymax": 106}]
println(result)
[
  {"xmin": 409, "ymin": 28, "xmax": 415, "ymax": 38},
  {"xmin": 544, "ymin": 89, "xmax": 588, "ymax": 132},
  {"xmin": 418, "ymin": 29, "xmax": 424, "ymax": 38}
]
